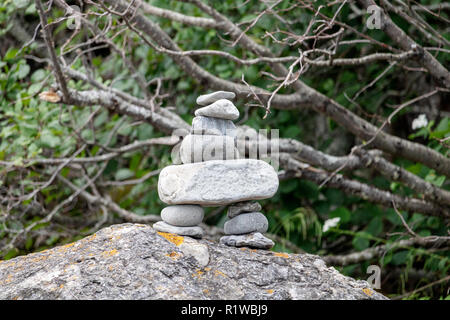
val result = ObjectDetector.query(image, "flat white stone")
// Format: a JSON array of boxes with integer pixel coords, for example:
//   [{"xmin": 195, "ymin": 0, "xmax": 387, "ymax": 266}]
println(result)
[
  {"xmin": 191, "ymin": 116, "xmax": 237, "ymax": 137},
  {"xmin": 220, "ymin": 232, "xmax": 274, "ymax": 249},
  {"xmin": 195, "ymin": 99, "xmax": 239, "ymax": 120},
  {"xmin": 153, "ymin": 221, "xmax": 204, "ymax": 238},
  {"xmin": 180, "ymin": 134, "xmax": 239, "ymax": 163},
  {"xmin": 158, "ymin": 159, "xmax": 279, "ymax": 206},
  {"xmin": 196, "ymin": 91, "xmax": 236, "ymax": 106},
  {"xmin": 179, "ymin": 238, "xmax": 210, "ymax": 267},
  {"xmin": 224, "ymin": 212, "xmax": 268, "ymax": 235},
  {"xmin": 161, "ymin": 205, "xmax": 204, "ymax": 227}
]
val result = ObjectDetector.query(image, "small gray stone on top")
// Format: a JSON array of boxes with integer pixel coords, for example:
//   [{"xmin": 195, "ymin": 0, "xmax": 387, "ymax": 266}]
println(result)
[
  {"xmin": 227, "ymin": 201, "xmax": 262, "ymax": 219},
  {"xmin": 191, "ymin": 116, "xmax": 237, "ymax": 137},
  {"xmin": 224, "ymin": 212, "xmax": 268, "ymax": 235},
  {"xmin": 161, "ymin": 205, "xmax": 204, "ymax": 227},
  {"xmin": 195, "ymin": 99, "xmax": 239, "ymax": 120},
  {"xmin": 220, "ymin": 232, "xmax": 274, "ymax": 249},
  {"xmin": 196, "ymin": 91, "xmax": 236, "ymax": 106},
  {"xmin": 153, "ymin": 221, "xmax": 204, "ymax": 238}
]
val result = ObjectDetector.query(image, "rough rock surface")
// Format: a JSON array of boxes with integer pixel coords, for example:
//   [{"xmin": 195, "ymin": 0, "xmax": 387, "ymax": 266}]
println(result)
[
  {"xmin": 158, "ymin": 159, "xmax": 279, "ymax": 206},
  {"xmin": 0, "ymin": 224, "xmax": 387, "ymax": 300}
]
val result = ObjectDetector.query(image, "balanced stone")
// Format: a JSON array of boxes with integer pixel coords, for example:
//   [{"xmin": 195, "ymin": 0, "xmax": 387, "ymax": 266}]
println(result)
[
  {"xmin": 195, "ymin": 99, "xmax": 239, "ymax": 120},
  {"xmin": 161, "ymin": 205, "xmax": 204, "ymax": 227},
  {"xmin": 170, "ymin": 142, "xmax": 182, "ymax": 165},
  {"xmin": 196, "ymin": 91, "xmax": 236, "ymax": 106},
  {"xmin": 158, "ymin": 159, "xmax": 279, "ymax": 206},
  {"xmin": 224, "ymin": 212, "xmax": 268, "ymax": 235},
  {"xmin": 179, "ymin": 134, "xmax": 239, "ymax": 163},
  {"xmin": 220, "ymin": 232, "xmax": 274, "ymax": 249},
  {"xmin": 227, "ymin": 201, "xmax": 262, "ymax": 219},
  {"xmin": 153, "ymin": 221, "xmax": 204, "ymax": 238},
  {"xmin": 191, "ymin": 116, "xmax": 237, "ymax": 137}
]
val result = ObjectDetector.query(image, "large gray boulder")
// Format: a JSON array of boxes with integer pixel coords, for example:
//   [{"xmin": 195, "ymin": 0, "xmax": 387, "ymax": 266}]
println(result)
[{"xmin": 0, "ymin": 223, "xmax": 387, "ymax": 300}]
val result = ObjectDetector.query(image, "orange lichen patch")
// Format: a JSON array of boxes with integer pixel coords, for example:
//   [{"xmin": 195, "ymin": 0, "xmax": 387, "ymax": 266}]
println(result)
[
  {"xmin": 214, "ymin": 270, "xmax": 226, "ymax": 277},
  {"xmin": 196, "ymin": 269, "xmax": 204, "ymax": 276},
  {"xmin": 157, "ymin": 232, "xmax": 184, "ymax": 246},
  {"xmin": 166, "ymin": 251, "xmax": 181, "ymax": 260},
  {"xmin": 108, "ymin": 265, "xmax": 114, "ymax": 271},
  {"xmin": 192, "ymin": 269, "xmax": 205, "ymax": 278},
  {"xmin": 273, "ymin": 252, "xmax": 289, "ymax": 259},
  {"xmin": 362, "ymin": 288, "xmax": 373, "ymax": 296},
  {"xmin": 62, "ymin": 242, "xmax": 76, "ymax": 249},
  {"xmin": 102, "ymin": 249, "xmax": 118, "ymax": 257},
  {"xmin": 86, "ymin": 234, "xmax": 97, "ymax": 241},
  {"xmin": 59, "ymin": 284, "xmax": 64, "ymax": 289},
  {"xmin": 204, "ymin": 267, "xmax": 212, "ymax": 272},
  {"xmin": 266, "ymin": 289, "xmax": 274, "ymax": 294},
  {"xmin": 3, "ymin": 274, "xmax": 13, "ymax": 284},
  {"xmin": 203, "ymin": 289, "xmax": 209, "ymax": 294},
  {"xmin": 30, "ymin": 255, "xmax": 48, "ymax": 263}
]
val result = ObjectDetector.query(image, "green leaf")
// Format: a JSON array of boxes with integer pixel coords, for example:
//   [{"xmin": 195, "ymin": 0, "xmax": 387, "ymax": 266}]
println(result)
[
  {"xmin": 283, "ymin": 125, "xmax": 301, "ymax": 138},
  {"xmin": 365, "ymin": 216, "xmax": 383, "ymax": 236},
  {"xmin": 3, "ymin": 248, "xmax": 19, "ymax": 260},
  {"xmin": 352, "ymin": 231, "xmax": 370, "ymax": 251},
  {"xmin": 115, "ymin": 168, "xmax": 135, "ymax": 181},
  {"xmin": 279, "ymin": 179, "xmax": 298, "ymax": 193},
  {"xmin": 31, "ymin": 69, "xmax": 46, "ymax": 82},
  {"xmin": 392, "ymin": 250, "xmax": 409, "ymax": 265},
  {"xmin": 330, "ymin": 207, "xmax": 351, "ymax": 223},
  {"xmin": 17, "ymin": 63, "xmax": 30, "ymax": 79},
  {"xmin": 25, "ymin": 237, "xmax": 34, "ymax": 250},
  {"xmin": 4, "ymin": 47, "xmax": 18, "ymax": 60},
  {"xmin": 39, "ymin": 129, "xmax": 61, "ymax": 148}
]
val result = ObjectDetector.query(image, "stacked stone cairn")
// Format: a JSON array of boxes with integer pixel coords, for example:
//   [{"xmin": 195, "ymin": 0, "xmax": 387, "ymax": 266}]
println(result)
[{"xmin": 154, "ymin": 91, "xmax": 279, "ymax": 249}]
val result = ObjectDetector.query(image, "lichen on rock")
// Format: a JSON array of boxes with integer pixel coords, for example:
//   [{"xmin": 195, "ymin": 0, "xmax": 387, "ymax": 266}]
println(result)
[{"xmin": 0, "ymin": 223, "xmax": 388, "ymax": 300}]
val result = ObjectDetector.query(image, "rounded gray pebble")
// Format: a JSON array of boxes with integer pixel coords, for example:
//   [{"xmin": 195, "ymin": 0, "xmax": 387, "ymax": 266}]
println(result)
[
  {"xmin": 161, "ymin": 205, "xmax": 204, "ymax": 227},
  {"xmin": 224, "ymin": 212, "xmax": 268, "ymax": 235}
]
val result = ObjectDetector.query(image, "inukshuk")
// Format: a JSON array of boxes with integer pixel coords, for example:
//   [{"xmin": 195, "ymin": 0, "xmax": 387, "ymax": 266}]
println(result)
[{"xmin": 154, "ymin": 91, "xmax": 279, "ymax": 249}]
